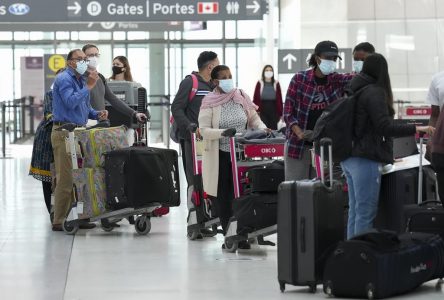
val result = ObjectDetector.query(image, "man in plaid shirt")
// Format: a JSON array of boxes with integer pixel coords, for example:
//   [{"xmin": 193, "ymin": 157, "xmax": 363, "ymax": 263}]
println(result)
[{"xmin": 284, "ymin": 41, "xmax": 354, "ymax": 180}]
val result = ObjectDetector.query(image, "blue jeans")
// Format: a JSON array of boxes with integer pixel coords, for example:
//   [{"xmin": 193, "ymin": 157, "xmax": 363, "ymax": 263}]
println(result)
[{"xmin": 341, "ymin": 157, "xmax": 382, "ymax": 239}]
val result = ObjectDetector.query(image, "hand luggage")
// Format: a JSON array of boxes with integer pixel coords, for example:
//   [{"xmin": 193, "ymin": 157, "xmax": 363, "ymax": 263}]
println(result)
[
  {"xmin": 277, "ymin": 138, "xmax": 346, "ymax": 293},
  {"xmin": 323, "ymin": 231, "xmax": 444, "ymax": 299},
  {"xmin": 404, "ymin": 134, "xmax": 444, "ymax": 238},
  {"xmin": 77, "ymin": 125, "xmax": 128, "ymax": 168},
  {"xmin": 244, "ymin": 160, "xmax": 284, "ymax": 193},
  {"xmin": 72, "ymin": 167, "xmax": 107, "ymax": 219},
  {"xmin": 232, "ymin": 192, "xmax": 277, "ymax": 235},
  {"xmin": 104, "ymin": 147, "xmax": 180, "ymax": 210}
]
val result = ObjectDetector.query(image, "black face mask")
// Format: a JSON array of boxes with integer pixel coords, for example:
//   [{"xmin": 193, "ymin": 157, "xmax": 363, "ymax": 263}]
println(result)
[{"xmin": 112, "ymin": 66, "xmax": 124, "ymax": 75}]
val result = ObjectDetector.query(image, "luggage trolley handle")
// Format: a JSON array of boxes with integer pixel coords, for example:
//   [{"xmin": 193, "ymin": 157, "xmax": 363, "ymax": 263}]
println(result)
[
  {"xmin": 320, "ymin": 138, "xmax": 334, "ymax": 187},
  {"xmin": 418, "ymin": 132, "xmax": 425, "ymax": 204},
  {"xmin": 189, "ymin": 123, "xmax": 199, "ymax": 176},
  {"xmin": 229, "ymin": 135, "xmax": 241, "ymax": 199}
]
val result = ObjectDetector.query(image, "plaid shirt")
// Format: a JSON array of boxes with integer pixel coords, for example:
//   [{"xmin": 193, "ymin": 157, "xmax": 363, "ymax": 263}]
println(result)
[{"xmin": 284, "ymin": 69, "xmax": 354, "ymax": 159}]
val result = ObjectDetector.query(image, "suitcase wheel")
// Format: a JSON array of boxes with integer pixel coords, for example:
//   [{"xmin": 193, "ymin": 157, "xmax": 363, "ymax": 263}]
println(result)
[
  {"xmin": 435, "ymin": 278, "xmax": 443, "ymax": 290},
  {"xmin": 323, "ymin": 281, "xmax": 333, "ymax": 297},
  {"xmin": 223, "ymin": 240, "xmax": 238, "ymax": 253},
  {"xmin": 279, "ymin": 281, "xmax": 285, "ymax": 293},
  {"xmin": 187, "ymin": 229, "xmax": 202, "ymax": 240},
  {"xmin": 366, "ymin": 283, "xmax": 375, "ymax": 300},
  {"xmin": 308, "ymin": 283, "xmax": 317, "ymax": 293},
  {"xmin": 100, "ymin": 219, "xmax": 115, "ymax": 232},
  {"xmin": 134, "ymin": 216, "xmax": 151, "ymax": 235},
  {"xmin": 62, "ymin": 219, "xmax": 79, "ymax": 235}
]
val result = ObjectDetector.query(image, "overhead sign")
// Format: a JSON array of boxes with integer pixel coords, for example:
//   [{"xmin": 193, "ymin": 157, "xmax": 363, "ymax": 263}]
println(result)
[
  {"xmin": 0, "ymin": 21, "xmax": 185, "ymax": 31},
  {"xmin": 44, "ymin": 54, "xmax": 67, "ymax": 92},
  {"xmin": 278, "ymin": 48, "xmax": 353, "ymax": 74},
  {"xmin": 0, "ymin": 0, "xmax": 267, "ymax": 22}
]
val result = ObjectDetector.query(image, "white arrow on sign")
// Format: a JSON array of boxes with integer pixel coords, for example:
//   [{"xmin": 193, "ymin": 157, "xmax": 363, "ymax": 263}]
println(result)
[
  {"xmin": 67, "ymin": 1, "xmax": 81, "ymax": 15},
  {"xmin": 246, "ymin": 0, "xmax": 260, "ymax": 14},
  {"xmin": 283, "ymin": 53, "xmax": 297, "ymax": 70}
]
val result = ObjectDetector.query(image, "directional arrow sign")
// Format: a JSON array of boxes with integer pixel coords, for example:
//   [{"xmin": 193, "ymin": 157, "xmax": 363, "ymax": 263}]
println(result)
[
  {"xmin": 246, "ymin": 0, "xmax": 260, "ymax": 14},
  {"xmin": 67, "ymin": 0, "xmax": 81, "ymax": 17},
  {"xmin": 283, "ymin": 53, "xmax": 297, "ymax": 70}
]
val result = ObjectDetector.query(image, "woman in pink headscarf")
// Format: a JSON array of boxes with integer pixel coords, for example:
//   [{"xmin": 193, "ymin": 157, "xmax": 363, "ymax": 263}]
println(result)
[{"xmin": 198, "ymin": 65, "xmax": 268, "ymax": 250}]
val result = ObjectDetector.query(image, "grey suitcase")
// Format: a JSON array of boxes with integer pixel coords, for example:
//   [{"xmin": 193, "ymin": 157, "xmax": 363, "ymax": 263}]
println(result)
[{"xmin": 277, "ymin": 138, "xmax": 346, "ymax": 293}]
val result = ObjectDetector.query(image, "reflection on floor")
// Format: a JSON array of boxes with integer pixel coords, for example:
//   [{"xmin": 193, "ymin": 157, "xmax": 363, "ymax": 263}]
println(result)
[{"xmin": 0, "ymin": 145, "xmax": 443, "ymax": 300}]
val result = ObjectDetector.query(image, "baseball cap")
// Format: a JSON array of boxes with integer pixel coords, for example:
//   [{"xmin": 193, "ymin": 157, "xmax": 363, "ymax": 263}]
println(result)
[{"xmin": 314, "ymin": 41, "xmax": 342, "ymax": 60}]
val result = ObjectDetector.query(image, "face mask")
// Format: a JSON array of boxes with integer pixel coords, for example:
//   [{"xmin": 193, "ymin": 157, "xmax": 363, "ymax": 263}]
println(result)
[
  {"xmin": 88, "ymin": 57, "xmax": 99, "ymax": 69},
  {"xmin": 218, "ymin": 79, "xmax": 234, "ymax": 93},
  {"xmin": 318, "ymin": 59, "xmax": 336, "ymax": 75},
  {"xmin": 353, "ymin": 60, "xmax": 364, "ymax": 73},
  {"xmin": 264, "ymin": 71, "xmax": 274, "ymax": 79},
  {"xmin": 112, "ymin": 66, "xmax": 124, "ymax": 75},
  {"xmin": 75, "ymin": 60, "xmax": 88, "ymax": 75}
]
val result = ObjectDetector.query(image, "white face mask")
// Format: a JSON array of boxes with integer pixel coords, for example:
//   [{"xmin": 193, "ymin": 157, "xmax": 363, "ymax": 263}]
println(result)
[
  {"xmin": 352, "ymin": 60, "xmax": 363, "ymax": 73},
  {"xmin": 318, "ymin": 59, "xmax": 337, "ymax": 75},
  {"xmin": 264, "ymin": 71, "xmax": 274, "ymax": 79},
  {"xmin": 88, "ymin": 56, "xmax": 99, "ymax": 69},
  {"xmin": 218, "ymin": 79, "xmax": 234, "ymax": 93}
]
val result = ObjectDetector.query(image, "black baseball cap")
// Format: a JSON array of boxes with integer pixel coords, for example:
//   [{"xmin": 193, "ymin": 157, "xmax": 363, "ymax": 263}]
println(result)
[{"xmin": 314, "ymin": 41, "xmax": 342, "ymax": 60}]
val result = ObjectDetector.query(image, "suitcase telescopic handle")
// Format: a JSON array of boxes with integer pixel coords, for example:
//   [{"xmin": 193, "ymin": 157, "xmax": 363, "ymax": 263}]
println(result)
[
  {"xmin": 418, "ymin": 132, "xmax": 425, "ymax": 204},
  {"xmin": 320, "ymin": 138, "xmax": 333, "ymax": 187}
]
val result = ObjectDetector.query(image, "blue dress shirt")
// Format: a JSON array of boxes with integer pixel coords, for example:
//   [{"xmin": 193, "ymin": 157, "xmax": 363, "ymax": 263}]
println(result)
[{"xmin": 52, "ymin": 67, "xmax": 99, "ymax": 125}]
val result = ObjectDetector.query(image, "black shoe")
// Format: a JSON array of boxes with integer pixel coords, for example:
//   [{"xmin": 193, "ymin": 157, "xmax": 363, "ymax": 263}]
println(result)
[
  {"xmin": 238, "ymin": 240, "xmax": 251, "ymax": 250},
  {"xmin": 79, "ymin": 223, "xmax": 96, "ymax": 229}
]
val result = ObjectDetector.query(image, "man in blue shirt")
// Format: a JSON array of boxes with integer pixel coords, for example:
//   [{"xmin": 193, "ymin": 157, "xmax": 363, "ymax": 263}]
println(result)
[{"xmin": 50, "ymin": 48, "xmax": 107, "ymax": 231}]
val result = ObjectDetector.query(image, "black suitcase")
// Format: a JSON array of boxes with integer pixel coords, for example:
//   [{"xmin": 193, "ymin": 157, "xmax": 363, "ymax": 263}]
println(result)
[
  {"xmin": 277, "ymin": 139, "xmax": 346, "ymax": 293},
  {"xmin": 104, "ymin": 147, "xmax": 180, "ymax": 210},
  {"xmin": 245, "ymin": 160, "xmax": 284, "ymax": 193},
  {"xmin": 404, "ymin": 134, "xmax": 444, "ymax": 238},
  {"xmin": 374, "ymin": 168, "xmax": 418, "ymax": 232},
  {"xmin": 232, "ymin": 192, "xmax": 277, "ymax": 235},
  {"xmin": 323, "ymin": 231, "xmax": 444, "ymax": 299}
]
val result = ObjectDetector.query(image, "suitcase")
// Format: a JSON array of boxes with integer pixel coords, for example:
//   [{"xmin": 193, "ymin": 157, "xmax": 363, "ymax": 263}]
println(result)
[
  {"xmin": 323, "ymin": 231, "xmax": 444, "ymax": 299},
  {"xmin": 245, "ymin": 160, "xmax": 284, "ymax": 193},
  {"xmin": 104, "ymin": 147, "xmax": 180, "ymax": 210},
  {"xmin": 277, "ymin": 138, "xmax": 346, "ymax": 293},
  {"xmin": 232, "ymin": 192, "xmax": 277, "ymax": 235},
  {"xmin": 375, "ymin": 168, "xmax": 418, "ymax": 232},
  {"xmin": 77, "ymin": 125, "xmax": 128, "ymax": 168},
  {"xmin": 404, "ymin": 134, "xmax": 444, "ymax": 238},
  {"xmin": 72, "ymin": 167, "xmax": 107, "ymax": 219}
]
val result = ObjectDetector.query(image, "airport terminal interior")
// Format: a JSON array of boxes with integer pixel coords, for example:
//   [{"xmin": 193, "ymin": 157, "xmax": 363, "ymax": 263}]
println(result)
[{"xmin": 2, "ymin": 0, "xmax": 444, "ymax": 299}]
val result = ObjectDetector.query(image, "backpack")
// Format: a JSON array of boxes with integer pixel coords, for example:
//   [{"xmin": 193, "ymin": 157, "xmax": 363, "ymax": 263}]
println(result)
[
  {"xmin": 169, "ymin": 74, "xmax": 199, "ymax": 143},
  {"xmin": 312, "ymin": 86, "xmax": 368, "ymax": 163}
]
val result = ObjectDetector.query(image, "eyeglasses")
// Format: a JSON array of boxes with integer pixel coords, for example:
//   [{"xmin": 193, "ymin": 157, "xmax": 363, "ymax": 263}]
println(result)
[
  {"xmin": 70, "ymin": 58, "xmax": 90, "ymax": 63},
  {"xmin": 87, "ymin": 53, "xmax": 100, "ymax": 58}
]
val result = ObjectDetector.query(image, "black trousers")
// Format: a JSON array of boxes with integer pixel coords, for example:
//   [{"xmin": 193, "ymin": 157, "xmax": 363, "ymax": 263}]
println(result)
[
  {"xmin": 209, "ymin": 150, "xmax": 235, "ymax": 234},
  {"xmin": 260, "ymin": 101, "xmax": 279, "ymax": 130},
  {"xmin": 42, "ymin": 181, "xmax": 52, "ymax": 213},
  {"xmin": 432, "ymin": 153, "xmax": 444, "ymax": 205}
]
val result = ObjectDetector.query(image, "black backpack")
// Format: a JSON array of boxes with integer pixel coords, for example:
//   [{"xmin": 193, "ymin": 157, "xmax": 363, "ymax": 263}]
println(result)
[{"xmin": 312, "ymin": 86, "xmax": 368, "ymax": 163}]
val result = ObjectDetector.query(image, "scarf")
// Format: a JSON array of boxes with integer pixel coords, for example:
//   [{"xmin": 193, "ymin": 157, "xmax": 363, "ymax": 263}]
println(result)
[{"xmin": 200, "ymin": 88, "xmax": 258, "ymax": 111}]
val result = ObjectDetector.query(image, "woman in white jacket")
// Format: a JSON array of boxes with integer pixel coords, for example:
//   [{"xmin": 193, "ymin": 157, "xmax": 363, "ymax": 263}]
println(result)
[{"xmin": 199, "ymin": 65, "xmax": 267, "ymax": 249}]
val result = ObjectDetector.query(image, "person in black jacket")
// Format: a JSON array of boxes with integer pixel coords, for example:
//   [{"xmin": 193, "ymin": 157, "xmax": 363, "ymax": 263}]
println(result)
[
  {"xmin": 342, "ymin": 53, "xmax": 433, "ymax": 239},
  {"xmin": 171, "ymin": 51, "xmax": 219, "ymax": 237}
]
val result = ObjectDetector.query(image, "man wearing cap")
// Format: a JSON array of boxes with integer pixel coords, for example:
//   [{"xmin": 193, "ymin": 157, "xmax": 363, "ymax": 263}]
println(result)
[{"xmin": 283, "ymin": 40, "xmax": 354, "ymax": 181}]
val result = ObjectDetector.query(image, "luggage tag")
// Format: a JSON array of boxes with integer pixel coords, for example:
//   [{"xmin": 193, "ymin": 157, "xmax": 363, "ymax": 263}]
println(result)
[{"xmin": 77, "ymin": 201, "xmax": 84, "ymax": 214}]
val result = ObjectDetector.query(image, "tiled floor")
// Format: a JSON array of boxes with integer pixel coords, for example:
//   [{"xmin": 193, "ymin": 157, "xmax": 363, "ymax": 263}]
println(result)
[{"xmin": 1, "ymin": 145, "xmax": 443, "ymax": 300}]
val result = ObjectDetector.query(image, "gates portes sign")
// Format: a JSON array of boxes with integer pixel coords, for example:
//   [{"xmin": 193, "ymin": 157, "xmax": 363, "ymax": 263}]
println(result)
[{"xmin": 0, "ymin": 0, "xmax": 267, "ymax": 22}]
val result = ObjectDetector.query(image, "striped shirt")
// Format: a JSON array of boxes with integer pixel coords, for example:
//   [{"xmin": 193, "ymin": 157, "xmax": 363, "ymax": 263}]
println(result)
[{"xmin": 284, "ymin": 69, "xmax": 353, "ymax": 159}]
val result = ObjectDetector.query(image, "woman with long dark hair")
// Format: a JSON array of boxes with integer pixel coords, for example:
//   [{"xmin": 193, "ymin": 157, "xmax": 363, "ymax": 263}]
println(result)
[
  {"xmin": 252, "ymin": 65, "xmax": 283, "ymax": 129},
  {"xmin": 342, "ymin": 53, "xmax": 433, "ymax": 239},
  {"xmin": 110, "ymin": 56, "xmax": 134, "ymax": 82},
  {"xmin": 199, "ymin": 65, "xmax": 267, "ymax": 249}
]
